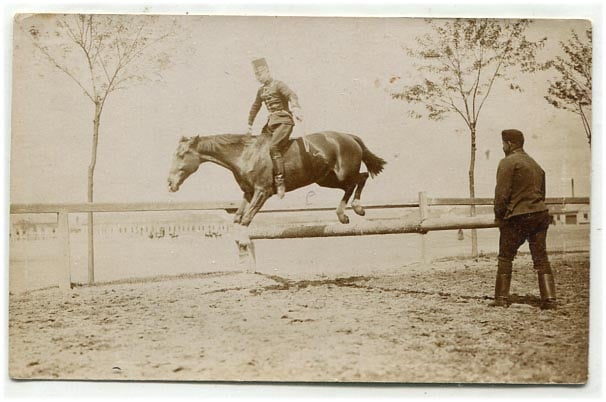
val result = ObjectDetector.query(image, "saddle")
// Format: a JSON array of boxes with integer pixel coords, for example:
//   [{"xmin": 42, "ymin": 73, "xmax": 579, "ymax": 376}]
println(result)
[{"xmin": 253, "ymin": 133, "xmax": 317, "ymax": 162}]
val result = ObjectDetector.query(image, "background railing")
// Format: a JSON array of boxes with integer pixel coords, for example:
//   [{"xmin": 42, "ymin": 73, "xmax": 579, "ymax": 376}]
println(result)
[{"xmin": 9, "ymin": 195, "xmax": 590, "ymax": 290}]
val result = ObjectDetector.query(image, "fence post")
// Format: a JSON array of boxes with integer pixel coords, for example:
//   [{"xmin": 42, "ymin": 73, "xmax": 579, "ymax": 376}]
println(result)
[
  {"xmin": 57, "ymin": 212, "xmax": 72, "ymax": 290},
  {"xmin": 418, "ymin": 191, "xmax": 429, "ymax": 264},
  {"xmin": 232, "ymin": 224, "xmax": 256, "ymax": 272},
  {"xmin": 237, "ymin": 241, "xmax": 257, "ymax": 272}
]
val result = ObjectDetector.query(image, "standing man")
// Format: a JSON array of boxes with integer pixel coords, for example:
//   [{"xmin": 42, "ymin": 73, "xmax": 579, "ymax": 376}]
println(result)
[
  {"xmin": 247, "ymin": 58, "xmax": 303, "ymax": 199},
  {"xmin": 492, "ymin": 129, "xmax": 556, "ymax": 310}
]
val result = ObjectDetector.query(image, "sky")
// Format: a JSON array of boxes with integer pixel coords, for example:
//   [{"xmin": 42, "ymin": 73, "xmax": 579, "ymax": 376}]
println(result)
[{"xmin": 10, "ymin": 15, "xmax": 592, "ymax": 209}]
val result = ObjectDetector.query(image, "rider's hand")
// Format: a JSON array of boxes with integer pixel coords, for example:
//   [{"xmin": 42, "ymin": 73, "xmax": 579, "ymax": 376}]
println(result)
[{"xmin": 246, "ymin": 125, "xmax": 253, "ymax": 136}]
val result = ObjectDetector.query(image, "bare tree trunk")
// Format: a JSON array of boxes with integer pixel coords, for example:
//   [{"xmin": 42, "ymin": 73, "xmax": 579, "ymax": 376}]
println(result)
[
  {"xmin": 469, "ymin": 125, "xmax": 478, "ymax": 258},
  {"xmin": 578, "ymin": 104, "xmax": 591, "ymax": 147},
  {"xmin": 87, "ymin": 100, "xmax": 102, "ymax": 284}
]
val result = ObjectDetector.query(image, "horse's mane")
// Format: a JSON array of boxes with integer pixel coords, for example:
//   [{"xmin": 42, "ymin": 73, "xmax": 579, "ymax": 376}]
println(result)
[{"xmin": 197, "ymin": 134, "xmax": 258, "ymax": 153}]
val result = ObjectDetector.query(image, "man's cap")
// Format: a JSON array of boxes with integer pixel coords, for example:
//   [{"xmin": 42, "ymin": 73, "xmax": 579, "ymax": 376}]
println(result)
[
  {"xmin": 501, "ymin": 129, "xmax": 524, "ymax": 144},
  {"xmin": 252, "ymin": 58, "xmax": 269, "ymax": 71}
]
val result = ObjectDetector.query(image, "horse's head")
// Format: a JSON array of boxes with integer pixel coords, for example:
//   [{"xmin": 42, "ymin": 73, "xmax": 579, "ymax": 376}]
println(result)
[{"xmin": 167, "ymin": 136, "xmax": 202, "ymax": 192}]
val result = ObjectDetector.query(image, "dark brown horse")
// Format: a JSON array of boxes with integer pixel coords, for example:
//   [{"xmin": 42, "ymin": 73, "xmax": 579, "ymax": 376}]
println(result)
[{"xmin": 168, "ymin": 131, "xmax": 386, "ymax": 229}]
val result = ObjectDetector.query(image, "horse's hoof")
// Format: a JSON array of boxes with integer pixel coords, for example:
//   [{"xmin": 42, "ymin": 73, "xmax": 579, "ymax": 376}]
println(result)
[
  {"xmin": 338, "ymin": 214, "xmax": 350, "ymax": 224},
  {"xmin": 353, "ymin": 206, "xmax": 365, "ymax": 216},
  {"xmin": 233, "ymin": 215, "xmax": 242, "ymax": 224}
]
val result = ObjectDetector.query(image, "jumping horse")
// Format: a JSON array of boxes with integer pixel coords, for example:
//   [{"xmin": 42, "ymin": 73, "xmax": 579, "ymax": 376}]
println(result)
[{"xmin": 167, "ymin": 131, "xmax": 386, "ymax": 241}]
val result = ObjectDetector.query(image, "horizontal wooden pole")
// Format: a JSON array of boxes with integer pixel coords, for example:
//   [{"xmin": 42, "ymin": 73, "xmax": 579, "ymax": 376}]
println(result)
[
  {"xmin": 247, "ymin": 215, "xmax": 499, "ymax": 239},
  {"xmin": 248, "ymin": 218, "xmax": 422, "ymax": 239},
  {"xmin": 9, "ymin": 201, "xmax": 241, "ymax": 214},
  {"xmin": 9, "ymin": 197, "xmax": 589, "ymax": 215},
  {"xmin": 421, "ymin": 215, "xmax": 498, "ymax": 231},
  {"xmin": 428, "ymin": 197, "xmax": 590, "ymax": 206},
  {"xmin": 428, "ymin": 198, "xmax": 495, "ymax": 206}
]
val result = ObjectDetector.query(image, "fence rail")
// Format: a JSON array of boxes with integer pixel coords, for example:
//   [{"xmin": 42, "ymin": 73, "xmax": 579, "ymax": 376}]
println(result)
[
  {"xmin": 9, "ymin": 197, "xmax": 589, "ymax": 215},
  {"xmin": 9, "ymin": 195, "xmax": 590, "ymax": 290}
]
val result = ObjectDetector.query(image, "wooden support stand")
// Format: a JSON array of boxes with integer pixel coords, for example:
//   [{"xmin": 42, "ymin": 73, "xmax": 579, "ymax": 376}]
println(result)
[
  {"xmin": 237, "ymin": 241, "xmax": 256, "ymax": 273},
  {"xmin": 233, "ymin": 224, "xmax": 257, "ymax": 272}
]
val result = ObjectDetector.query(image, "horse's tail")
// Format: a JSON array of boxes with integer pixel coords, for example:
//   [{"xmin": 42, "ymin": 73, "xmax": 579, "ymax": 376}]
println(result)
[{"xmin": 352, "ymin": 135, "xmax": 386, "ymax": 178}]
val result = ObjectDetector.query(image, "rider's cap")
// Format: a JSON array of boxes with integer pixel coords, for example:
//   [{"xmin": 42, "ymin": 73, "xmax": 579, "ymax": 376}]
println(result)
[
  {"xmin": 252, "ymin": 58, "xmax": 269, "ymax": 72},
  {"xmin": 501, "ymin": 129, "xmax": 524, "ymax": 145}
]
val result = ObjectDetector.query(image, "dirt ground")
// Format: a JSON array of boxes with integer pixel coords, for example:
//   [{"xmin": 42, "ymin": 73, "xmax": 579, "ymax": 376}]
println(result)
[{"xmin": 9, "ymin": 251, "xmax": 589, "ymax": 383}]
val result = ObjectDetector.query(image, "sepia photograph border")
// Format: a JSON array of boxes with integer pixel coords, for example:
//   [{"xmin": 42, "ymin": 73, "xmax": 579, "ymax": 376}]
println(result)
[{"xmin": 2, "ymin": 0, "xmax": 604, "ymax": 401}]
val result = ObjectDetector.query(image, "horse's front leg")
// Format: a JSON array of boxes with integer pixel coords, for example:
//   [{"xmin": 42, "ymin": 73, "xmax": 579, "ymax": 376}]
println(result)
[
  {"xmin": 233, "ymin": 193, "xmax": 251, "ymax": 224},
  {"xmin": 233, "ymin": 188, "xmax": 270, "ymax": 245},
  {"xmin": 240, "ymin": 188, "xmax": 270, "ymax": 227}
]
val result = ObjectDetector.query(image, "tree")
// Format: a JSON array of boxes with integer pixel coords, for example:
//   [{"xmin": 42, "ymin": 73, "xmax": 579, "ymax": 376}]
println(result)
[
  {"xmin": 27, "ymin": 14, "xmax": 178, "ymax": 283},
  {"xmin": 544, "ymin": 28, "xmax": 592, "ymax": 146},
  {"xmin": 389, "ymin": 19, "xmax": 545, "ymax": 257}
]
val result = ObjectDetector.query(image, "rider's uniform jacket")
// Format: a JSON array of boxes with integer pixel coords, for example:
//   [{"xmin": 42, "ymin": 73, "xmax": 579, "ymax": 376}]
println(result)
[
  {"xmin": 248, "ymin": 79, "xmax": 300, "ymax": 127},
  {"xmin": 494, "ymin": 148, "xmax": 548, "ymax": 221}
]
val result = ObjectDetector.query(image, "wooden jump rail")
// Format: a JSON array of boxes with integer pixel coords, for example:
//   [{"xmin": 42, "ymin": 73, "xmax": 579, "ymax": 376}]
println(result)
[
  {"xmin": 9, "ymin": 194, "xmax": 589, "ymax": 290},
  {"xmin": 246, "ymin": 215, "xmax": 500, "ymax": 240}
]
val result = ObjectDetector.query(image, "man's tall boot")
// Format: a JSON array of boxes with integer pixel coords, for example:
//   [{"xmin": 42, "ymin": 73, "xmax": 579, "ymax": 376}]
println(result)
[
  {"xmin": 489, "ymin": 259, "xmax": 512, "ymax": 307},
  {"xmin": 271, "ymin": 154, "xmax": 286, "ymax": 199},
  {"xmin": 537, "ymin": 271, "xmax": 557, "ymax": 310}
]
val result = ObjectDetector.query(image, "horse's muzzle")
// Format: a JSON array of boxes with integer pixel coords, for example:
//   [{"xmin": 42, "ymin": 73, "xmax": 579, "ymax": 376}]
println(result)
[{"xmin": 168, "ymin": 181, "xmax": 179, "ymax": 192}]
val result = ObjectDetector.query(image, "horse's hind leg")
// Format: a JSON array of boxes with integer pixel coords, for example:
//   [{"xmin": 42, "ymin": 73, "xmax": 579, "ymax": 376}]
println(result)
[
  {"xmin": 336, "ymin": 184, "xmax": 356, "ymax": 224},
  {"xmin": 316, "ymin": 172, "xmax": 356, "ymax": 224},
  {"xmin": 352, "ymin": 172, "xmax": 369, "ymax": 216}
]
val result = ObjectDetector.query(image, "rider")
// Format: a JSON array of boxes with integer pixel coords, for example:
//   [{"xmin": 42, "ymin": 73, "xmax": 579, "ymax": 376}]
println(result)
[{"xmin": 247, "ymin": 58, "xmax": 303, "ymax": 199}]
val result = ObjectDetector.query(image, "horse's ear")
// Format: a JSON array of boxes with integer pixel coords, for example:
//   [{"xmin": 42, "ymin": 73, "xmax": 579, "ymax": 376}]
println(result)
[
  {"xmin": 179, "ymin": 136, "xmax": 188, "ymax": 143},
  {"xmin": 190, "ymin": 136, "xmax": 200, "ymax": 146}
]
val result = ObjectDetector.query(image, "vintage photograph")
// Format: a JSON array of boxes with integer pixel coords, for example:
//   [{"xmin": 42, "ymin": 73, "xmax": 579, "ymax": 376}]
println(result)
[{"xmin": 8, "ymin": 14, "xmax": 591, "ymax": 383}]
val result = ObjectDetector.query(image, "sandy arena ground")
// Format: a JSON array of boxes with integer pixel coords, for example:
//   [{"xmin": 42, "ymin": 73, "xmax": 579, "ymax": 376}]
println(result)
[{"xmin": 9, "ymin": 251, "xmax": 589, "ymax": 383}]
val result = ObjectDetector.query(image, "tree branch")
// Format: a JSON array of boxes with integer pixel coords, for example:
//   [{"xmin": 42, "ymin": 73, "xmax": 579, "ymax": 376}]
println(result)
[
  {"xmin": 471, "ymin": 37, "xmax": 484, "ymax": 122},
  {"xmin": 31, "ymin": 41, "xmax": 95, "ymax": 103},
  {"xmin": 446, "ymin": 95, "xmax": 471, "ymax": 129}
]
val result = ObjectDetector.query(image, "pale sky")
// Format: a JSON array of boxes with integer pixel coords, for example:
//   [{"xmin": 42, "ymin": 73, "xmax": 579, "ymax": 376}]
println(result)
[{"xmin": 10, "ymin": 15, "xmax": 592, "ymax": 209}]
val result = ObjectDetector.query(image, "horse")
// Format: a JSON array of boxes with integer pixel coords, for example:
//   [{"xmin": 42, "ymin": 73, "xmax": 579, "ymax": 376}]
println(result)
[{"xmin": 167, "ymin": 131, "xmax": 386, "ymax": 232}]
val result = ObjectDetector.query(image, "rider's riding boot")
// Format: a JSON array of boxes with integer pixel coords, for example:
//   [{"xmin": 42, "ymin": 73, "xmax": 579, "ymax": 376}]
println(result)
[
  {"xmin": 489, "ymin": 259, "xmax": 512, "ymax": 307},
  {"xmin": 271, "ymin": 155, "xmax": 286, "ymax": 199},
  {"xmin": 537, "ymin": 271, "xmax": 557, "ymax": 310}
]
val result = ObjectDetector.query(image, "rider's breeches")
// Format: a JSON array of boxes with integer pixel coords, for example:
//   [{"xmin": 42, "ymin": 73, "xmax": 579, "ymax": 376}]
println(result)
[
  {"xmin": 262, "ymin": 122, "xmax": 293, "ymax": 177},
  {"xmin": 263, "ymin": 122, "xmax": 294, "ymax": 157},
  {"xmin": 498, "ymin": 210, "xmax": 552, "ymax": 274}
]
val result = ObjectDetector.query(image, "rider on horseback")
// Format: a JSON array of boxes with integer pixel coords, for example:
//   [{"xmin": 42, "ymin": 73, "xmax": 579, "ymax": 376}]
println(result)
[{"xmin": 247, "ymin": 58, "xmax": 303, "ymax": 199}]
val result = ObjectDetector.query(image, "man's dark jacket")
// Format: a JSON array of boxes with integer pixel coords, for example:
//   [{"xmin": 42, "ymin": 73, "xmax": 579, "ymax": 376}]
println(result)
[{"xmin": 494, "ymin": 148, "xmax": 548, "ymax": 220}]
